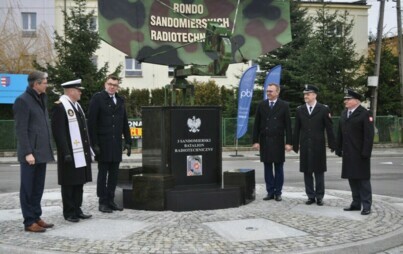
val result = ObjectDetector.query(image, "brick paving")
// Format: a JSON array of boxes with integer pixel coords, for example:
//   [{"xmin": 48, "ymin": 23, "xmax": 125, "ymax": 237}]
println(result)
[{"xmin": 0, "ymin": 184, "xmax": 402, "ymax": 254}]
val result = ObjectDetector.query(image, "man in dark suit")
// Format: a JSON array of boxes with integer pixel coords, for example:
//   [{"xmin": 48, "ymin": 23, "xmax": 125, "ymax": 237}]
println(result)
[
  {"xmin": 336, "ymin": 89, "xmax": 374, "ymax": 215},
  {"xmin": 252, "ymin": 83, "xmax": 293, "ymax": 201},
  {"xmin": 88, "ymin": 75, "xmax": 132, "ymax": 213},
  {"xmin": 51, "ymin": 79, "xmax": 93, "ymax": 222},
  {"xmin": 13, "ymin": 71, "xmax": 55, "ymax": 232},
  {"xmin": 293, "ymin": 85, "xmax": 336, "ymax": 206}
]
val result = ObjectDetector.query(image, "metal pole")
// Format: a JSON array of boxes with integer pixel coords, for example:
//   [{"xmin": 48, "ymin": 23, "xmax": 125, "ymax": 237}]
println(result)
[
  {"xmin": 397, "ymin": 0, "xmax": 403, "ymax": 117},
  {"xmin": 396, "ymin": 0, "xmax": 403, "ymax": 142},
  {"xmin": 371, "ymin": 0, "xmax": 386, "ymax": 122}
]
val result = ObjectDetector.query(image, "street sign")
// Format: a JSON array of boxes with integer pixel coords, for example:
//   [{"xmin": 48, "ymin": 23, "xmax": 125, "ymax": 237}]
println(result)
[{"xmin": 98, "ymin": 0, "xmax": 291, "ymax": 65}]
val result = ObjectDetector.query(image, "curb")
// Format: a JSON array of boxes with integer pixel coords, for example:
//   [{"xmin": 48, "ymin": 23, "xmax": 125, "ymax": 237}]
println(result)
[{"xmin": 295, "ymin": 221, "xmax": 403, "ymax": 254}]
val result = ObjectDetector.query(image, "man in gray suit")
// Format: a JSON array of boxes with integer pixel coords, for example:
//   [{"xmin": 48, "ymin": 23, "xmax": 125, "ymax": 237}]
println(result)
[{"xmin": 13, "ymin": 71, "xmax": 54, "ymax": 232}]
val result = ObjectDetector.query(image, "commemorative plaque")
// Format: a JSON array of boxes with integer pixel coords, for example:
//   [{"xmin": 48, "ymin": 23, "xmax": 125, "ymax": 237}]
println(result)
[{"xmin": 132, "ymin": 106, "xmax": 240, "ymax": 211}]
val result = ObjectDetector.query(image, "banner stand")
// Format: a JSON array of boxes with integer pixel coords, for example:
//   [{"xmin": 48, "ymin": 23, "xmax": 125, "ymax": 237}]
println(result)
[{"xmin": 230, "ymin": 138, "xmax": 244, "ymax": 157}]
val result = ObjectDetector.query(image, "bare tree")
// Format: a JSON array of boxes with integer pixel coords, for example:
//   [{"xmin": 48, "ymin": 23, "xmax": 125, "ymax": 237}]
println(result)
[{"xmin": 0, "ymin": 2, "xmax": 54, "ymax": 74}]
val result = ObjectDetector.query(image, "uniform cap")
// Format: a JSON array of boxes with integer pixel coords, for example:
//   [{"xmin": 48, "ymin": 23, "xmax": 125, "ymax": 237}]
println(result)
[
  {"xmin": 343, "ymin": 89, "xmax": 362, "ymax": 100},
  {"xmin": 61, "ymin": 79, "xmax": 84, "ymax": 90},
  {"xmin": 303, "ymin": 84, "xmax": 319, "ymax": 94}
]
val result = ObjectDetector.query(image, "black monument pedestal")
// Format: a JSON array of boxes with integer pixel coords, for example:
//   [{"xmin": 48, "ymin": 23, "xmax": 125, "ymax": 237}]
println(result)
[
  {"xmin": 134, "ymin": 106, "xmax": 243, "ymax": 211},
  {"xmin": 132, "ymin": 174, "xmax": 175, "ymax": 210},
  {"xmin": 115, "ymin": 166, "xmax": 142, "ymax": 209},
  {"xmin": 224, "ymin": 169, "xmax": 256, "ymax": 204},
  {"xmin": 166, "ymin": 184, "xmax": 242, "ymax": 211}
]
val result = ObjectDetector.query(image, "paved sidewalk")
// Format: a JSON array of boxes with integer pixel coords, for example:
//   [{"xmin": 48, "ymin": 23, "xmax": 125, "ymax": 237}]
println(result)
[
  {"xmin": 0, "ymin": 146, "xmax": 402, "ymax": 253},
  {"xmin": 0, "ymin": 184, "xmax": 403, "ymax": 254}
]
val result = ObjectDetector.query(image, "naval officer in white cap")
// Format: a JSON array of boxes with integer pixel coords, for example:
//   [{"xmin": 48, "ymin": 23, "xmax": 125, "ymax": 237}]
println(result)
[{"xmin": 51, "ymin": 79, "xmax": 93, "ymax": 222}]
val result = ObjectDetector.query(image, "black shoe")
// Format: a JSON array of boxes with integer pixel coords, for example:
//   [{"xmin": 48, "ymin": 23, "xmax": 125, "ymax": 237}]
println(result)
[
  {"xmin": 65, "ymin": 216, "xmax": 79, "ymax": 223},
  {"xmin": 109, "ymin": 202, "xmax": 123, "ymax": 211},
  {"xmin": 343, "ymin": 206, "xmax": 361, "ymax": 211},
  {"xmin": 305, "ymin": 198, "xmax": 316, "ymax": 205},
  {"xmin": 361, "ymin": 209, "xmax": 371, "ymax": 215},
  {"xmin": 275, "ymin": 195, "xmax": 282, "ymax": 201},
  {"xmin": 316, "ymin": 199, "xmax": 324, "ymax": 206},
  {"xmin": 77, "ymin": 213, "xmax": 92, "ymax": 219},
  {"xmin": 99, "ymin": 204, "xmax": 113, "ymax": 213},
  {"xmin": 263, "ymin": 195, "xmax": 274, "ymax": 201}
]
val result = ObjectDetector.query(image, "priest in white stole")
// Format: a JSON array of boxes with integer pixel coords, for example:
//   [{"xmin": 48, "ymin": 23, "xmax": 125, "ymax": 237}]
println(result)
[{"xmin": 51, "ymin": 79, "xmax": 93, "ymax": 223}]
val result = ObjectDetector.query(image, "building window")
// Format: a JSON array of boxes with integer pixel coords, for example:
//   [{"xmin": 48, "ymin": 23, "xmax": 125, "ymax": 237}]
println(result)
[
  {"xmin": 125, "ymin": 57, "xmax": 142, "ymax": 76},
  {"xmin": 21, "ymin": 12, "xmax": 37, "ymax": 37},
  {"xmin": 327, "ymin": 23, "xmax": 343, "ymax": 37},
  {"xmin": 90, "ymin": 55, "xmax": 98, "ymax": 69},
  {"xmin": 89, "ymin": 16, "xmax": 98, "ymax": 31},
  {"xmin": 168, "ymin": 66, "xmax": 175, "ymax": 77}
]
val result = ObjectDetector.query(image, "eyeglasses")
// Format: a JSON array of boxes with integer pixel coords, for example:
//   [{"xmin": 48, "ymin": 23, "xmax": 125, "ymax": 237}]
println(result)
[
  {"xmin": 107, "ymin": 82, "xmax": 119, "ymax": 88},
  {"xmin": 267, "ymin": 90, "xmax": 275, "ymax": 93}
]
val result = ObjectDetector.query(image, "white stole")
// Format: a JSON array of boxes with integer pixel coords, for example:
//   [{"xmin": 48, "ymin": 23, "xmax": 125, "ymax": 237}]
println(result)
[{"xmin": 59, "ymin": 95, "xmax": 87, "ymax": 168}]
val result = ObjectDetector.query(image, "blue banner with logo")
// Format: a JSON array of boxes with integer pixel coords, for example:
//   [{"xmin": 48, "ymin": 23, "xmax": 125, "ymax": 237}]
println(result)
[
  {"xmin": 0, "ymin": 74, "xmax": 28, "ymax": 104},
  {"xmin": 263, "ymin": 65, "xmax": 282, "ymax": 100},
  {"xmin": 236, "ymin": 65, "xmax": 257, "ymax": 139}
]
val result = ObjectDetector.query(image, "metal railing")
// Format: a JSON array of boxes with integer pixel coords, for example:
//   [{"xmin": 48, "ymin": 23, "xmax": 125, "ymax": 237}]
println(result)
[
  {"xmin": 1, "ymin": 116, "xmax": 401, "ymax": 151},
  {"xmin": 222, "ymin": 116, "xmax": 403, "ymax": 147}
]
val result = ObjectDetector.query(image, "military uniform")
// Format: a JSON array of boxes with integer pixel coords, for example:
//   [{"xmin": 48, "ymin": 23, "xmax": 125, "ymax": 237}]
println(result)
[
  {"xmin": 293, "ymin": 90, "xmax": 336, "ymax": 203},
  {"xmin": 336, "ymin": 89, "xmax": 374, "ymax": 214},
  {"xmin": 51, "ymin": 80, "xmax": 92, "ymax": 221}
]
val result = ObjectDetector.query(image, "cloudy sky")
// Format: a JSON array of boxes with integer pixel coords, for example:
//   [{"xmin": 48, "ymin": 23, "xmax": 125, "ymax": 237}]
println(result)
[
  {"xmin": 367, "ymin": 0, "xmax": 398, "ymax": 36},
  {"xmin": 326, "ymin": 0, "xmax": 399, "ymax": 37}
]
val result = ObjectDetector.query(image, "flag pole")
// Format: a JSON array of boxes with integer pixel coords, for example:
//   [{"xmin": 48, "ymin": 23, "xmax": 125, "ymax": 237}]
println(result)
[{"xmin": 231, "ymin": 137, "xmax": 243, "ymax": 157}]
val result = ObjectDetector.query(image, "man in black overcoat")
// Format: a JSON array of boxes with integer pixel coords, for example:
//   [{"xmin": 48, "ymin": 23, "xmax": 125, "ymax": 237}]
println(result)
[
  {"xmin": 293, "ymin": 85, "xmax": 336, "ymax": 206},
  {"xmin": 336, "ymin": 89, "xmax": 374, "ymax": 215},
  {"xmin": 51, "ymin": 79, "xmax": 92, "ymax": 222},
  {"xmin": 88, "ymin": 75, "xmax": 132, "ymax": 213},
  {"xmin": 252, "ymin": 83, "xmax": 293, "ymax": 201}
]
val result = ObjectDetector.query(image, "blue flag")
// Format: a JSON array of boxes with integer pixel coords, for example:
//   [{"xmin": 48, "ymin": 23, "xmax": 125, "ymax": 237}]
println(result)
[
  {"xmin": 236, "ymin": 65, "xmax": 257, "ymax": 139},
  {"xmin": 263, "ymin": 65, "xmax": 282, "ymax": 100}
]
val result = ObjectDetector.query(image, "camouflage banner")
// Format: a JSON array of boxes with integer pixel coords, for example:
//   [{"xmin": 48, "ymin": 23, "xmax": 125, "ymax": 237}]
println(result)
[{"xmin": 98, "ymin": 0, "xmax": 291, "ymax": 66}]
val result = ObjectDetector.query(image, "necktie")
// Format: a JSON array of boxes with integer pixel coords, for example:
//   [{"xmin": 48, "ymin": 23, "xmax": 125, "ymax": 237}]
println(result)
[
  {"xmin": 348, "ymin": 111, "xmax": 352, "ymax": 118},
  {"xmin": 309, "ymin": 106, "xmax": 313, "ymax": 114},
  {"xmin": 111, "ymin": 95, "xmax": 116, "ymax": 104},
  {"xmin": 270, "ymin": 101, "xmax": 274, "ymax": 109}
]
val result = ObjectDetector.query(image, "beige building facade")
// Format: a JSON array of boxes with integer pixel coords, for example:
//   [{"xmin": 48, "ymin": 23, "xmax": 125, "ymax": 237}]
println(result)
[{"xmin": 300, "ymin": 1, "xmax": 370, "ymax": 57}]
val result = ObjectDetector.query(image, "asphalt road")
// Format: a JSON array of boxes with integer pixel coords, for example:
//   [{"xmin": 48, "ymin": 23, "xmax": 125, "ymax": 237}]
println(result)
[
  {"xmin": 0, "ymin": 156, "xmax": 402, "ymax": 198},
  {"xmin": 223, "ymin": 156, "xmax": 403, "ymax": 198}
]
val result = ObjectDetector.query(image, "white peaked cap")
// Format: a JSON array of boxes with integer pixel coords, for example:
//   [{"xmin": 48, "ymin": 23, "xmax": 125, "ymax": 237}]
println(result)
[{"xmin": 61, "ymin": 79, "xmax": 84, "ymax": 89}]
